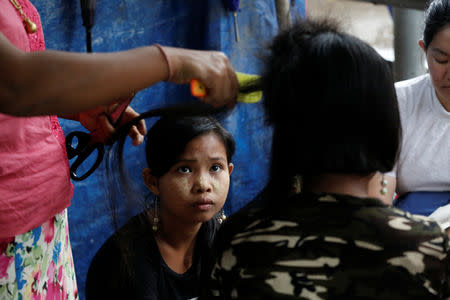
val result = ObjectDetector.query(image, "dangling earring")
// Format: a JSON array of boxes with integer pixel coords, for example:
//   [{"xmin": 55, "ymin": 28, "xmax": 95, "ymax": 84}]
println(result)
[
  {"xmin": 216, "ymin": 209, "xmax": 227, "ymax": 224},
  {"xmin": 290, "ymin": 175, "xmax": 302, "ymax": 195},
  {"xmin": 380, "ymin": 174, "xmax": 388, "ymax": 195},
  {"xmin": 144, "ymin": 194, "xmax": 152, "ymax": 210},
  {"xmin": 152, "ymin": 196, "xmax": 160, "ymax": 232}
]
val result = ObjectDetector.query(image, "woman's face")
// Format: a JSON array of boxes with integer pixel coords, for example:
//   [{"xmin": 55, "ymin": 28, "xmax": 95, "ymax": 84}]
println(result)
[
  {"xmin": 421, "ymin": 25, "xmax": 450, "ymax": 106},
  {"xmin": 144, "ymin": 132, "xmax": 233, "ymax": 226}
]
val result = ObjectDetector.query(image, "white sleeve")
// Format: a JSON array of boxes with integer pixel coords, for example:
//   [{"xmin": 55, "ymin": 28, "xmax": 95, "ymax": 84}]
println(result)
[
  {"xmin": 385, "ymin": 165, "xmax": 397, "ymax": 178},
  {"xmin": 428, "ymin": 204, "xmax": 450, "ymax": 230},
  {"xmin": 384, "ymin": 83, "xmax": 408, "ymax": 179}
]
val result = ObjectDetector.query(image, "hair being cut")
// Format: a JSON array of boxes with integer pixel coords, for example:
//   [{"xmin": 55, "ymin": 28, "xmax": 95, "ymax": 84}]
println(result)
[{"xmin": 245, "ymin": 18, "xmax": 401, "ymax": 196}]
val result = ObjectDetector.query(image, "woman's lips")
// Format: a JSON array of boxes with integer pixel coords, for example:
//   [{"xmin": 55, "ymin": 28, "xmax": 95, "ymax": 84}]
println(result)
[{"xmin": 194, "ymin": 199, "xmax": 214, "ymax": 211}]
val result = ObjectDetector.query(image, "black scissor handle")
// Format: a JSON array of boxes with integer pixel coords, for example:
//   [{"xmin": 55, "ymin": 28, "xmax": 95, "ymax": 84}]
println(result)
[
  {"xmin": 65, "ymin": 131, "xmax": 104, "ymax": 181},
  {"xmin": 66, "ymin": 131, "xmax": 92, "ymax": 159}
]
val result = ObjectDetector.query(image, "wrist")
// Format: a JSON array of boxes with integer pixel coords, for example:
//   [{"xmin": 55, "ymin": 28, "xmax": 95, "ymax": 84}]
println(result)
[
  {"xmin": 154, "ymin": 44, "xmax": 173, "ymax": 81},
  {"xmin": 59, "ymin": 113, "xmax": 80, "ymax": 121}
]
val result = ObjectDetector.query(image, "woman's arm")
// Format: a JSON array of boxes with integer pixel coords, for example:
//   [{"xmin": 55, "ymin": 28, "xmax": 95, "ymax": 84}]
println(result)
[
  {"xmin": 0, "ymin": 33, "xmax": 238, "ymax": 116},
  {"xmin": 429, "ymin": 204, "xmax": 450, "ymax": 237}
]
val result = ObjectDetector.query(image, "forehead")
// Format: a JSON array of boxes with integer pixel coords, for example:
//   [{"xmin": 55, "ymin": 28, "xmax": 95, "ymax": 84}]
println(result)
[
  {"xmin": 180, "ymin": 132, "xmax": 227, "ymax": 159},
  {"xmin": 430, "ymin": 25, "xmax": 450, "ymax": 50}
]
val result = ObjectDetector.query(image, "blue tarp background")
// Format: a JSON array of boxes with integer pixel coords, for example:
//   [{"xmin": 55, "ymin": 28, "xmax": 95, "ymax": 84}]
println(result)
[{"xmin": 33, "ymin": 0, "xmax": 305, "ymax": 298}]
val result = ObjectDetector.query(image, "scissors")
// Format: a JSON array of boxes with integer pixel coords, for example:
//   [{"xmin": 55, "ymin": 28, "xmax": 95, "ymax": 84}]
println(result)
[
  {"xmin": 65, "ymin": 95, "xmax": 133, "ymax": 181},
  {"xmin": 190, "ymin": 72, "xmax": 262, "ymax": 103}
]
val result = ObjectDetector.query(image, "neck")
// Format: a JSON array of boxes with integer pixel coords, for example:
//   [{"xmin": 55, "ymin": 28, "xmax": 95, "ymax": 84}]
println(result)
[
  {"xmin": 149, "ymin": 210, "xmax": 202, "ymax": 274},
  {"xmin": 304, "ymin": 173, "xmax": 376, "ymax": 198},
  {"xmin": 435, "ymin": 90, "xmax": 450, "ymax": 112},
  {"xmin": 157, "ymin": 219, "xmax": 201, "ymax": 249}
]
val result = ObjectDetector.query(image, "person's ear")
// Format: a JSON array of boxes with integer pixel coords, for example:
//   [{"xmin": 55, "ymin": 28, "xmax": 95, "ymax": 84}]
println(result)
[
  {"xmin": 419, "ymin": 40, "xmax": 426, "ymax": 53},
  {"xmin": 227, "ymin": 163, "xmax": 234, "ymax": 175},
  {"xmin": 142, "ymin": 168, "xmax": 159, "ymax": 195}
]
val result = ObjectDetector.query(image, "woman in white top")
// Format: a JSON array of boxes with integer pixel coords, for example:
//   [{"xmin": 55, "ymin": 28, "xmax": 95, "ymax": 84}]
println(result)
[{"xmin": 376, "ymin": 0, "xmax": 450, "ymax": 233}]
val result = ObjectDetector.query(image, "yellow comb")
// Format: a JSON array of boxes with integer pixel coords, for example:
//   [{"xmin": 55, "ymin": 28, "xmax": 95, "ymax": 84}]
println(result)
[{"xmin": 190, "ymin": 72, "xmax": 262, "ymax": 103}]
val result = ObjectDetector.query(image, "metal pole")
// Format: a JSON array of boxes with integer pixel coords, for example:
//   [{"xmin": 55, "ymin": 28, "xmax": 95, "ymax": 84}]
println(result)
[
  {"xmin": 275, "ymin": 0, "xmax": 291, "ymax": 32},
  {"xmin": 392, "ymin": 7, "xmax": 426, "ymax": 81}
]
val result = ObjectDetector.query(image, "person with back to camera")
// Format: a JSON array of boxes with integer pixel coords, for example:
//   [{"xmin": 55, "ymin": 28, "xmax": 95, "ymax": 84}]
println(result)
[
  {"xmin": 0, "ymin": 0, "xmax": 238, "ymax": 298},
  {"xmin": 86, "ymin": 113, "xmax": 235, "ymax": 299},
  {"xmin": 373, "ymin": 0, "xmax": 450, "ymax": 235},
  {"xmin": 205, "ymin": 18, "xmax": 450, "ymax": 299}
]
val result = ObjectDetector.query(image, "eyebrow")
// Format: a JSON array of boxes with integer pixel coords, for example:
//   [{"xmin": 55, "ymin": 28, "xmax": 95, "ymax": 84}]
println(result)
[
  {"xmin": 431, "ymin": 47, "xmax": 449, "ymax": 56},
  {"xmin": 209, "ymin": 157, "xmax": 227, "ymax": 162},
  {"xmin": 177, "ymin": 157, "xmax": 227, "ymax": 163}
]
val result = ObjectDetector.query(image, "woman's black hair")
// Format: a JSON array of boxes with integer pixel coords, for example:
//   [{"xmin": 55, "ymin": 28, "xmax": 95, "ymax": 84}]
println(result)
[
  {"xmin": 423, "ymin": 0, "xmax": 450, "ymax": 49},
  {"xmin": 145, "ymin": 115, "xmax": 235, "ymax": 177},
  {"xmin": 245, "ymin": 18, "xmax": 401, "ymax": 197}
]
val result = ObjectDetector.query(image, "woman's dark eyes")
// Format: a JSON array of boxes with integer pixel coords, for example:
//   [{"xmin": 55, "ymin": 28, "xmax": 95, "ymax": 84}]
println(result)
[
  {"xmin": 435, "ymin": 57, "xmax": 448, "ymax": 64},
  {"xmin": 211, "ymin": 165, "xmax": 223, "ymax": 172},
  {"xmin": 177, "ymin": 166, "xmax": 191, "ymax": 173},
  {"xmin": 176, "ymin": 164, "xmax": 223, "ymax": 173}
]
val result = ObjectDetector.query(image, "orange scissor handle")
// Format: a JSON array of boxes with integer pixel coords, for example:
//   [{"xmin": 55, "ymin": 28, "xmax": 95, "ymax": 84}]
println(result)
[{"xmin": 190, "ymin": 79, "xmax": 206, "ymax": 97}]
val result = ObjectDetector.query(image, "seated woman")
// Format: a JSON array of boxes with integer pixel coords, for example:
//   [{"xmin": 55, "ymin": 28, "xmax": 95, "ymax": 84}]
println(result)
[
  {"xmin": 376, "ymin": 0, "xmax": 450, "ymax": 232},
  {"xmin": 86, "ymin": 114, "xmax": 234, "ymax": 299},
  {"xmin": 205, "ymin": 18, "xmax": 450, "ymax": 299}
]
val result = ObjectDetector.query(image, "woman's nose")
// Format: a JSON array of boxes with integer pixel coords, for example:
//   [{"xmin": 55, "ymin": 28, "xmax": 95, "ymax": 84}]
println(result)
[{"xmin": 193, "ymin": 173, "xmax": 212, "ymax": 193}]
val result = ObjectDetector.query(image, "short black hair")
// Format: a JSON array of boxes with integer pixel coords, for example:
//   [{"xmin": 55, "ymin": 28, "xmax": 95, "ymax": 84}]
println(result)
[
  {"xmin": 423, "ymin": 0, "xmax": 450, "ymax": 49},
  {"xmin": 259, "ymin": 18, "xmax": 401, "ymax": 193},
  {"xmin": 145, "ymin": 115, "xmax": 235, "ymax": 177}
]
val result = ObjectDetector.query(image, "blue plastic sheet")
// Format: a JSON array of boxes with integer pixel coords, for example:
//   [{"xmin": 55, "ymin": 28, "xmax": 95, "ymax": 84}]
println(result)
[
  {"xmin": 395, "ymin": 191, "xmax": 450, "ymax": 216},
  {"xmin": 33, "ymin": 0, "xmax": 305, "ymax": 298}
]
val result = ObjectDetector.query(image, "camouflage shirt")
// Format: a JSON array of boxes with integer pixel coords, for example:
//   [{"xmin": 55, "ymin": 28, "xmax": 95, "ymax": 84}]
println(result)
[{"xmin": 207, "ymin": 193, "xmax": 450, "ymax": 299}]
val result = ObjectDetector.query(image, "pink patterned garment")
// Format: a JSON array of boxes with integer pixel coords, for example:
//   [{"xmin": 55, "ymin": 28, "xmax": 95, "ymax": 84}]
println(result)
[
  {"xmin": 0, "ymin": 210, "xmax": 78, "ymax": 299},
  {"xmin": 0, "ymin": 0, "xmax": 73, "ymax": 240},
  {"xmin": 0, "ymin": 0, "xmax": 78, "ymax": 298}
]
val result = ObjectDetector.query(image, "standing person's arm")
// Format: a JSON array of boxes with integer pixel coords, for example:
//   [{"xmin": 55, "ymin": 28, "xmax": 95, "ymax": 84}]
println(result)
[
  {"xmin": 0, "ymin": 33, "xmax": 238, "ymax": 116},
  {"xmin": 62, "ymin": 105, "xmax": 147, "ymax": 146}
]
